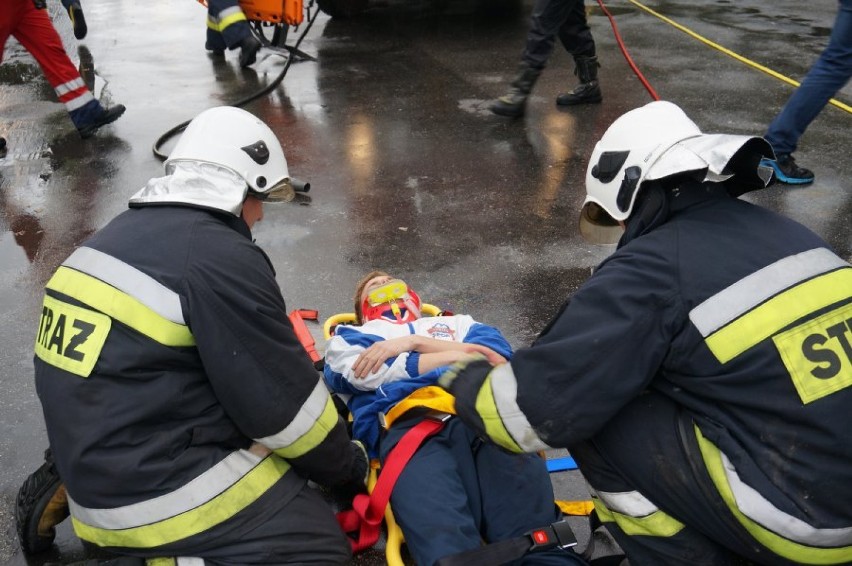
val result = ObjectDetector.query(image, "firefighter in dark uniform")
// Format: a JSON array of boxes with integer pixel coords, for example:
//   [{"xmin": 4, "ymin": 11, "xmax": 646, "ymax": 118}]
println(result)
[
  {"xmin": 205, "ymin": 0, "xmax": 262, "ymax": 68},
  {"xmin": 441, "ymin": 101, "xmax": 852, "ymax": 565},
  {"xmin": 18, "ymin": 106, "xmax": 367, "ymax": 563}
]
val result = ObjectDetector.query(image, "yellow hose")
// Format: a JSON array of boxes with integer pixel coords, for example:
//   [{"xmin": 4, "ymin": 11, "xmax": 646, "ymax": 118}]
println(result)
[{"xmin": 623, "ymin": 0, "xmax": 852, "ymax": 114}]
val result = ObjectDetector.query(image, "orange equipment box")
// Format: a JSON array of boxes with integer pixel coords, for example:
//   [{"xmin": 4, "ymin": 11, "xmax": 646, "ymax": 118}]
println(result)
[{"xmin": 239, "ymin": 0, "xmax": 304, "ymax": 26}]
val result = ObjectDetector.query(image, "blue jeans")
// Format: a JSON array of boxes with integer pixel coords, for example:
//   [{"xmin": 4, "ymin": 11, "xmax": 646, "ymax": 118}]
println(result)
[{"xmin": 764, "ymin": 0, "xmax": 852, "ymax": 157}]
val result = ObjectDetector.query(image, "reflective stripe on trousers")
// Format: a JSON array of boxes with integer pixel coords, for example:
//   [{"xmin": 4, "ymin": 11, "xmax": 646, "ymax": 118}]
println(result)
[{"xmin": 69, "ymin": 451, "xmax": 291, "ymax": 548}]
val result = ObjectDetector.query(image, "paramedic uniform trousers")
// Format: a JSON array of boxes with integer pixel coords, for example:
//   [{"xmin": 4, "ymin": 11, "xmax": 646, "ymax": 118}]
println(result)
[{"xmin": 1, "ymin": 0, "xmax": 95, "ymax": 116}]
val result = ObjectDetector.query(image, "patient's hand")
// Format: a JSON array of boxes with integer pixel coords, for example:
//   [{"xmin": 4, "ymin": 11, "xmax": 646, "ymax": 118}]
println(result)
[{"xmin": 462, "ymin": 344, "xmax": 507, "ymax": 366}]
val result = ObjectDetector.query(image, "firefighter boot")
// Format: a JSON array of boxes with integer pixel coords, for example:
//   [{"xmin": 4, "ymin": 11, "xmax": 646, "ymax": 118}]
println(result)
[
  {"xmin": 556, "ymin": 55, "xmax": 602, "ymax": 106},
  {"xmin": 66, "ymin": 1, "xmax": 87, "ymax": 40},
  {"xmin": 239, "ymin": 35, "xmax": 262, "ymax": 68},
  {"xmin": 490, "ymin": 64, "xmax": 542, "ymax": 117},
  {"xmin": 16, "ymin": 449, "xmax": 70, "ymax": 554}
]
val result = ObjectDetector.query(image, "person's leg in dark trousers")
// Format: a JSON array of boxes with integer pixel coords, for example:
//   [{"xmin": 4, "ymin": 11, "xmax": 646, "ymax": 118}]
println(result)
[
  {"xmin": 475, "ymin": 437, "xmax": 586, "ymax": 565},
  {"xmin": 556, "ymin": 0, "xmax": 595, "ymax": 58},
  {"xmin": 381, "ymin": 418, "xmax": 484, "ymax": 566},
  {"xmin": 569, "ymin": 392, "xmax": 804, "ymax": 566},
  {"xmin": 206, "ymin": 0, "xmax": 260, "ymax": 67},
  {"xmin": 523, "ymin": 0, "xmax": 580, "ymax": 69},
  {"xmin": 111, "ymin": 474, "xmax": 352, "ymax": 565},
  {"xmin": 554, "ymin": 0, "xmax": 602, "ymax": 105},
  {"xmin": 492, "ymin": 0, "xmax": 577, "ymax": 116},
  {"xmin": 765, "ymin": 0, "xmax": 852, "ymax": 158}
]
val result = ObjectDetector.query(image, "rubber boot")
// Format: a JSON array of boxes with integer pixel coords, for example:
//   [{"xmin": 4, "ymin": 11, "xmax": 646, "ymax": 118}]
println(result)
[
  {"xmin": 490, "ymin": 64, "xmax": 542, "ymax": 117},
  {"xmin": 15, "ymin": 449, "xmax": 70, "ymax": 554},
  {"xmin": 239, "ymin": 35, "xmax": 262, "ymax": 68},
  {"xmin": 66, "ymin": 2, "xmax": 87, "ymax": 40},
  {"xmin": 556, "ymin": 55, "xmax": 602, "ymax": 106}
]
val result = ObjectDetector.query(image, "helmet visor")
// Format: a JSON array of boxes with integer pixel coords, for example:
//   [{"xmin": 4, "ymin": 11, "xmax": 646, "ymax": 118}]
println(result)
[
  {"xmin": 579, "ymin": 201, "xmax": 623, "ymax": 245},
  {"xmin": 251, "ymin": 178, "xmax": 295, "ymax": 203}
]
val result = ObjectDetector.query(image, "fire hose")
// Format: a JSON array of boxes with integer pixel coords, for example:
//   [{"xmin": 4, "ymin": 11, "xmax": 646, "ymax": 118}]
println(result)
[{"xmin": 151, "ymin": 0, "xmax": 323, "ymax": 162}]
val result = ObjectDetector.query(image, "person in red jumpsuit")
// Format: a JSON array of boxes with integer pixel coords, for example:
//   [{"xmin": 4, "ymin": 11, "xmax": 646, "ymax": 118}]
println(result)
[{"xmin": 0, "ymin": 0, "xmax": 124, "ymax": 150}]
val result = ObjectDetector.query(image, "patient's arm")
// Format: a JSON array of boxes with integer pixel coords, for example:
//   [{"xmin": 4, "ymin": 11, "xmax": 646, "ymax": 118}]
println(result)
[{"xmin": 353, "ymin": 336, "xmax": 506, "ymax": 379}]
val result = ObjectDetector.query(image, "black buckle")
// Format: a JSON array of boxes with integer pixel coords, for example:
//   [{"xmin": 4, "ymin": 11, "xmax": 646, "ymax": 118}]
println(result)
[{"xmin": 526, "ymin": 520, "xmax": 578, "ymax": 552}]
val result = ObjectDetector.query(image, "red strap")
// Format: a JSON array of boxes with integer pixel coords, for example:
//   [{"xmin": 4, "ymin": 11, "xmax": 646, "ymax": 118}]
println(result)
[{"xmin": 337, "ymin": 417, "xmax": 446, "ymax": 553}]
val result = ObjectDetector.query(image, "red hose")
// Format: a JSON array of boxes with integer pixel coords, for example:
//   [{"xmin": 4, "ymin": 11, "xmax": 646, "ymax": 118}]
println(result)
[{"xmin": 595, "ymin": 0, "xmax": 660, "ymax": 101}]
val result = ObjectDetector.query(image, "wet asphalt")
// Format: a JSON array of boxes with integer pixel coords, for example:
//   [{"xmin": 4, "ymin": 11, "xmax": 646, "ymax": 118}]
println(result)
[{"xmin": 0, "ymin": 0, "xmax": 849, "ymax": 564}]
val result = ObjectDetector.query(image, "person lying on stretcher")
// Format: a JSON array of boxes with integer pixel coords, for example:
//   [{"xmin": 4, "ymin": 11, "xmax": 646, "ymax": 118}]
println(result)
[{"xmin": 323, "ymin": 271, "xmax": 587, "ymax": 566}]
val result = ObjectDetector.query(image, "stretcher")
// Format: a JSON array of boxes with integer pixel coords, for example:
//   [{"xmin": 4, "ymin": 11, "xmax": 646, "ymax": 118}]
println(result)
[{"xmin": 288, "ymin": 308, "xmax": 594, "ymax": 565}]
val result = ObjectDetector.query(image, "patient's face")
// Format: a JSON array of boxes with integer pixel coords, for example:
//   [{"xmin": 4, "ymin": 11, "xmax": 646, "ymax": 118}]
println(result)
[{"xmin": 360, "ymin": 275, "xmax": 421, "ymax": 324}]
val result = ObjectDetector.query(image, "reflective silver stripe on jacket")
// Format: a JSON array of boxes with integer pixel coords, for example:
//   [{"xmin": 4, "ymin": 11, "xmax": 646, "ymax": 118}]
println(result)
[
  {"xmin": 592, "ymin": 488, "xmax": 660, "ymax": 518},
  {"xmin": 689, "ymin": 247, "xmax": 846, "ymax": 336},
  {"xmin": 490, "ymin": 363, "xmax": 553, "ymax": 452},
  {"xmin": 254, "ymin": 379, "xmax": 330, "ymax": 449},
  {"xmin": 67, "ymin": 450, "xmax": 263, "ymax": 529},
  {"xmin": 719, "ymin": 450, "xmax": 852, "ymax": 546},
  {"xmin": 63, "ymin": 246, "xmax": 186, "ymax": 325}
]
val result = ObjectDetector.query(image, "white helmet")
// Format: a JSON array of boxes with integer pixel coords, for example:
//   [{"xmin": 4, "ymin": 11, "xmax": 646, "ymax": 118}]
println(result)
[
  {"xmin": 579, "ymin": 101, "xmax": 773, "ymax": 244},
  {"xmin": 166, "ymin": 106, "xmax": 294, "ymax": 202}
]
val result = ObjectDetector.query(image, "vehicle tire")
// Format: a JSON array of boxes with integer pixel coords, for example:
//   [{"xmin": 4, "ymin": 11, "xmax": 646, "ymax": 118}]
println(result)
[{"xmin": 316, "ymin": 0, "xmax": 368, "ymax": 19}]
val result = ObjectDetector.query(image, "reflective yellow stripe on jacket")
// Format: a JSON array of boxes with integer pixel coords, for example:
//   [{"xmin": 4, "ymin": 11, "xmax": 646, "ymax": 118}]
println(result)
[
  {"xmin": 254, "ymin": 379, "xmax": 340, "ymax": 459},
  {"xmin": 689, "ymin": 248, "xmax": 850, "ymax": 364},
  {"xmin": 471, "ymin": 363, "xmax": 552, "ymax": 453},
  {"xmin": 69, "ymin": 451, "xmax": 290, "ymax": 548},
  {"xmin": 695, "ymin": 426, "xmax": 852, "ymax": 564},
  {"xmin": 46, "ymin": 247, "xmax": 195, "ymax": 347},
  {"xmin": 208, "ymin": 6, "xmax": 247, "ymax": 32}
]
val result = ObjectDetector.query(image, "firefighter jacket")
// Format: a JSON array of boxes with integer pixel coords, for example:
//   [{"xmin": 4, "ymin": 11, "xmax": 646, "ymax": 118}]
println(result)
[
  {"xmin": 33, "ymin": 204, "xmax": 358, "ymax": 551},
  {"xmin": 444, "ymin": 187, "xmax": 852, "ymax": 563},
  {"xmin": 323, "ymin": 315, "xmax": 512, "ymax": 456}
]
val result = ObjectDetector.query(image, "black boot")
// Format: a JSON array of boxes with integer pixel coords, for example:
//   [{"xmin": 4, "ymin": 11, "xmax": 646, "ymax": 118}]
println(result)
[
  {"xmin": 556, "ymin": 55, "xmax": 602, "ymax": 106},
  {"xmin": 490, "ymin": 64, "xmax": 542, "ymax": 117},
  {"xmin": 16, "ymin": 449, "xmax": 70, "ymax": 554},
  {"xmin": 0, "ymin": 136, "xmax": 6, "ymax": 157},
  {"xmin": 239, "ymin": 35, "xmax": 262, "ymax": 68},
  {"xmin": 66, "ymin": 1, "xmax": 87, "ymax": 40}
]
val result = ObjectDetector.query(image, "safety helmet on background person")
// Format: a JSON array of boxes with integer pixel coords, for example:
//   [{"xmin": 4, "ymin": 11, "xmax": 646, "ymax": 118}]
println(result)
[
  {"xmin": 361, "ymin": 279, "xmax": 422, "ymax": 324},
  {"xmin": 579, "ymin": 100, "xmax": 773, "ymax": 244},
  {"xmin": 130, "ymin": 107, "xmax": 294, "ymax": 216}
]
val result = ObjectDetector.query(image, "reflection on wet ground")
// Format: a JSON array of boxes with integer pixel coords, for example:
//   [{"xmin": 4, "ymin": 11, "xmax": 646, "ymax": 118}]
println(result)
[{"xmin": 0, "ymin": 0, "xmax": 849, "ymax": 563}]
